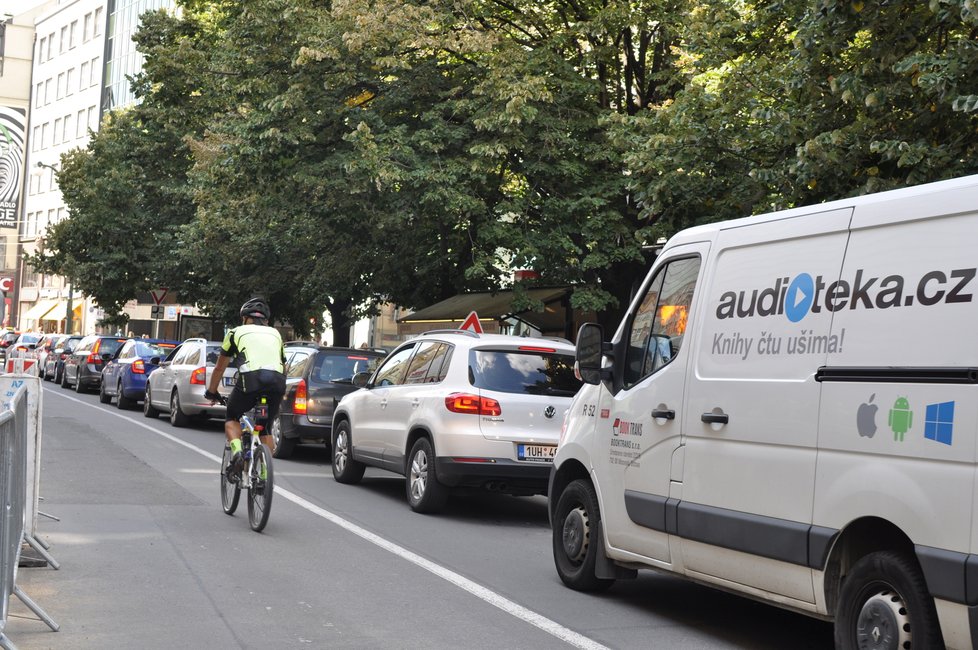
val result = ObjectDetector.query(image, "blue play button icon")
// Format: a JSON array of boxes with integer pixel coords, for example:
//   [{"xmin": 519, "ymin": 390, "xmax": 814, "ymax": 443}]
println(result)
[{"xmin": 785, "ymin": 273, "xmax": 815, "ymax": 322}]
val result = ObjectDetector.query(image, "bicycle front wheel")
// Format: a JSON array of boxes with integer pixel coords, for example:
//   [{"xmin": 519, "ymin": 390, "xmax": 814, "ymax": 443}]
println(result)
[
  {"xmin": 221, "ymin": 444, "xmax": 241, "ymax": 515},
  {"xmin": 247, "ymin": 443, "xmax": 274, "ymax": 532}
]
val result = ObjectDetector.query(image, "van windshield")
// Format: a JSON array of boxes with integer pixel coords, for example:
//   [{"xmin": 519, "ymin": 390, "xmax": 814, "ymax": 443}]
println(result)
[{"xmin": 470, "ymin": 349, "xmax": 580, "ymax": 396}]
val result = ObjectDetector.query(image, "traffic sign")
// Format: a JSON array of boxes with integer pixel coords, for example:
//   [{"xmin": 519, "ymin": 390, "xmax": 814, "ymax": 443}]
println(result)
[
  {"xmin": 150, "ymin": 288, "xmax": 168, "ymax": 305},
  {"xmin": 459, "ymin": 311, "xmax": 484, "ymax": 334},
  {"xmin": 151, "ymin": 305, "xmax": 163, "ymax": 319}
]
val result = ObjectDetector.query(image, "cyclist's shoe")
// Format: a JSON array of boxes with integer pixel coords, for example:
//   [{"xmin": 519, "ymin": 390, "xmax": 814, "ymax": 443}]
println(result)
[{"xmin": 225, "ymin": 452, "xmax": 244, "ymax": 480}]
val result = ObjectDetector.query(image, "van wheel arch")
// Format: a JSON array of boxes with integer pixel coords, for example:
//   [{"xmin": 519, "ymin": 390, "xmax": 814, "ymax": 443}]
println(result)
[
  {"xmin": 549, "ymin": 459, "xmax": 591, "ymax": 523},
  {"xmin": 822, "ymin": 516, "xmax": 916, "ymax": 616}
]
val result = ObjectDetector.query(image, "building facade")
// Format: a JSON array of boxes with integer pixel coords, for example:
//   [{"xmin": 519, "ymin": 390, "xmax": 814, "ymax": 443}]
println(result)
[{"xmin": 19, "ymin": 0, "xmax": 107, "ymax": 333}]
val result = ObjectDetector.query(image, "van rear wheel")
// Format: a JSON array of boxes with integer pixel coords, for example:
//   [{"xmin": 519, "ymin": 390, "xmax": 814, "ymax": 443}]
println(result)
[
  {"xmin": 552, "ymin": 479, "xmax": 614, "ymax": 592},
  {"xmin": 835, "ymin": 551, "xmax": 943, "ymax": 650}
]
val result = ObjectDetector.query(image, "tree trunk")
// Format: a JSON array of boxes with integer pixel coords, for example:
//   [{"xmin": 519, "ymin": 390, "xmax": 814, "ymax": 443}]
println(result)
[{"xmin": 326, "ymin": 300, "xmax": 353, "ymax": 347}]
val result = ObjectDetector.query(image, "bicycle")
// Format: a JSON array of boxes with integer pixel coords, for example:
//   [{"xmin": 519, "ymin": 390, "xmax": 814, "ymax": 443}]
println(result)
[{"xmin": 215, "ymin": 394, "xmax": 275, "ymax": 532}]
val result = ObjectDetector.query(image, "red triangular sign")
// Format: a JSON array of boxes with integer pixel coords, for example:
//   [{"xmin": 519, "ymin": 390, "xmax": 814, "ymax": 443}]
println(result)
[
  {"xmin": 459, "ymin": 311, "xmax": 484, "ymax": 334},
  {"xmin": 150, "ymin": 288, "xmax": 169, "ymax": 305}
]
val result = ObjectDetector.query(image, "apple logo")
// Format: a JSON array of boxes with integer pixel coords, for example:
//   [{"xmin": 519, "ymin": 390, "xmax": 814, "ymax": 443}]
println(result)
[{"xmin": 857, "ymin": 394, "xmax": 878, "ymax": 437}]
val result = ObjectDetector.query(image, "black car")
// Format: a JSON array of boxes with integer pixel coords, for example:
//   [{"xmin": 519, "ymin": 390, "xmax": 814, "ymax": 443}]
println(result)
[
  {"xmin": 44, "ymin": 335, "xmax": 83, "ymax": 383},
  {"xmin": 270, "ymin": 346, "xmax": 385, "ymax": 458},
  {"xmin": 61, "ymin": 335, "xmax": 129, "ymax": 393},
  {"xmin": 0, "ymin": 330, "xmax": 20, "ymax": 361}
]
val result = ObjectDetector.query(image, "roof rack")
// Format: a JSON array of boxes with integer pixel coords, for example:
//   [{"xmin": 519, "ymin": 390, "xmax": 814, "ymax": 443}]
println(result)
[{"xmin": 418, "ymin": 329, "xmax": 481, "ymax": 338}]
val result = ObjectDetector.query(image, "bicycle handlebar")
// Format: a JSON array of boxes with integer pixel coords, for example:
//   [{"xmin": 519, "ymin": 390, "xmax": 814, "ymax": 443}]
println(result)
[{"xmin": 204, "ymin": 390, "xmax": 227, "ymax": 406}]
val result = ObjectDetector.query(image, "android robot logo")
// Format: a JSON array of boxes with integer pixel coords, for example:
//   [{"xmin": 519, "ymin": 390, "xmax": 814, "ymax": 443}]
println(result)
[{"xmin": 888, "ymin": 397, "xmax": 913, "ymax": 442}]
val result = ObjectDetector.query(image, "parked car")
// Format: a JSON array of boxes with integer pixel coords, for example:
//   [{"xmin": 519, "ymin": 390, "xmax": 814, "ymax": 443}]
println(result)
[
  {"xmin": 0, "ymin": 330, "xmax": 21, "ymax": 361},
  {"xmin": 270, "ymin": 345, "xmax": 385, "ymax": 459},
  {"xmin": 99, "ymin": 338, "xmax": 180, "ymax": 409},
  {"xmin": 61, "ymin": 335, "xmax": 130, "ymax": 393},
  {"xmin": 143, "ymin": 338, "xmax": 235, "ymax": 427},
  {"xmin": 44, "ymin": 335, "xmax": 83, "ymax": 383},
  {"xmin": 32, "ymin": 333, "xmax": 64, "ymax": 377},
  {"xmin": 6, "ymin": 332, "xmax": 43, "ymax": 371},
  {"xmin": 331, "ymin": 330, "xmax": 582, "ymax": 513}
]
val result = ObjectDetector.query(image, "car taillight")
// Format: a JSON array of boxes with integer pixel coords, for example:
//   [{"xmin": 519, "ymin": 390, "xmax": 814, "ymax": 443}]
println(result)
[
  {"xmin": 190, "ymin": 367, "xmax": 206, "ymax": 385},
  {"xmin": 445, "ymin": 393, "xmax": 501, "ymax": 416},
  {"xmin": 87, "ymin": 353, "xmax": 101, "ymax": 364},
  {"xmin": 294, "ymin": 379, "xmax": 308, "ymax": 414},
  {"xmin": 132, "ymin": 359, "xmax": 146, "ymax": 374},
  {"xmin": 518, "ymin": 345, "xmax": 556, "ymax": 353}
]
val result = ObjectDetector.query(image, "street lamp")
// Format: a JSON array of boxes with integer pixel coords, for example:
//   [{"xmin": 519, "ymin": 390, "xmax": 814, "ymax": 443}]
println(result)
[{"xmin": 32, "ymin": 162, "xmax": 74, "ymax": 333}]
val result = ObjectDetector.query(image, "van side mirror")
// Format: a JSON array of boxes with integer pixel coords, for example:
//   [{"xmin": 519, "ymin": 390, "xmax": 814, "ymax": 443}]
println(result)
[
  {"xmin": 352, "ymin": 371, "xmax": 372, "ymax": 388},
  {"xmin": 576, "ymin": 323, "xmax": 610, "ymax": 385}
]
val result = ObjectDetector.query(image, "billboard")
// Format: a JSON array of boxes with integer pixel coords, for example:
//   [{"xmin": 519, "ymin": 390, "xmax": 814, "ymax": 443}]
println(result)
[{"xmin": 0, "ymin": 106, "xmax": 27, "ymax": 230}]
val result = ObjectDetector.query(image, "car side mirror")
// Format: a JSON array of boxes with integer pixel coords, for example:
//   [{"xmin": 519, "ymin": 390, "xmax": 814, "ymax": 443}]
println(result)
[
  {"xmin": 101, "ymin": 353, "xmax": 112, "ymax": 362},
  {"xmin": 150, "ymin": 356, "xmax": 162, "ymax": 365},
  {"xmin": 352, "ymin": 371, "xmax": 372, "ymax": 388},
  {"xmin": 576, "ymin": 323, "xmax": 611, "ymax": 386}
]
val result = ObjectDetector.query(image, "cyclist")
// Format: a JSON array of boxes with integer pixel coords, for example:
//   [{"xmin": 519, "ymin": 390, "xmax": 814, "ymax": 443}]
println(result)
[{"xmin": 204, "ymin": 297, "xmax": 286, "ymax": 476}]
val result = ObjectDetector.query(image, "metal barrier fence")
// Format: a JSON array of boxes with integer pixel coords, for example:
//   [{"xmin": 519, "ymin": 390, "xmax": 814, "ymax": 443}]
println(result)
[{"xmin": 0, "ymin": 380, "xmax": 58, "ymax": 650}]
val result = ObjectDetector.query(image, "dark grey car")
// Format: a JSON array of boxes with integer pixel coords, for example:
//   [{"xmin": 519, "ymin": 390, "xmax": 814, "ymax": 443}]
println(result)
[{"xmin": 270, "ymin": 346, "xmax": 385, "ymax": 458}]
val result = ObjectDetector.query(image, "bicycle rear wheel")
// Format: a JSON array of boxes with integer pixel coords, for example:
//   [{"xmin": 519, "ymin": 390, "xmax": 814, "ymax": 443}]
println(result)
[
  {"xmin": 247, "ymin": 443, "xmax": 274, "ymax": 532},
  {"xmin": 221, "ymin": 444, "xmax": 241, "ymax": 515}
]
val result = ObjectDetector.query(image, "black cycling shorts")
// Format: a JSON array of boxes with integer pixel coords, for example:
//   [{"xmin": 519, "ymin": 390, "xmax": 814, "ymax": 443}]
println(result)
[{"xmin": 225, "ymin": 369, "xmax": 286, "ymax": 425}]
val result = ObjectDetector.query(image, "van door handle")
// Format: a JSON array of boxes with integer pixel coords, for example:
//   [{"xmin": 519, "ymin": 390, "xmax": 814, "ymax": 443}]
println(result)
[
  {"xmin": 701, "ymin": 412, "xmax": 729, "ymax": 424},
  {"xmin": 651, "ymin": 409, "xmax": 675, "ymax": 420},
  {"xmin": 411, "ymin": 399, "xmax": 420, "ymax": 407},
  {"xmin": 380, "ymin": 399, "xmax": 388, "ymax": 409}
]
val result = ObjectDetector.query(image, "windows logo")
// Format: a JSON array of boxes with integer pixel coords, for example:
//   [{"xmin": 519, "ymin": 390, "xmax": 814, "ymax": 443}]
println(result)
[{"xmin": 924, "ymin": 401, "xmax": 954, "ymax": 446}]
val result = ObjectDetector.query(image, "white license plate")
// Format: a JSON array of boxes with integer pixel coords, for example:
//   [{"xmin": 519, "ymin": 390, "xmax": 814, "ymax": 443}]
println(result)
[
  {"xmin": 518, "ymin": 444, "xmax": 556, "ymax": 463},
  {"xmin": 223, "ymin": 376, "xmax": 235, "ymax": 387}
]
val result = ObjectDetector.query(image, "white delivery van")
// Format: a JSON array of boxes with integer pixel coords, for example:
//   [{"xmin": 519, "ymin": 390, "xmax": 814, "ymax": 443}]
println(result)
[{"xmin": 550, "ymin": 174, "xmax": 978, "ymax": 649}]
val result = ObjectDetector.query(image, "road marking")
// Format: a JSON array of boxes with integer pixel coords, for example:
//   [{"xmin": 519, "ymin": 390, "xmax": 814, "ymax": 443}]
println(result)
[{"xmin": 46, "ymin": 388, "xmax": 609, "ymax": 650}]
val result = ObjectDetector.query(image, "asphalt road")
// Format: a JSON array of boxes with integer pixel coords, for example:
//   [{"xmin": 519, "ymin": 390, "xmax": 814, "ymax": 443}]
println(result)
[{"xmin": 6, "ymin": 382, "xmax": 834, "ymax": 649}]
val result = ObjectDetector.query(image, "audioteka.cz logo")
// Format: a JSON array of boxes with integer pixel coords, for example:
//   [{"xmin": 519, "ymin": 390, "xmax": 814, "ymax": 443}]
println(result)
[{"xmin": 715, "ymin": 268, "xmax": 975, "ymax": 322}]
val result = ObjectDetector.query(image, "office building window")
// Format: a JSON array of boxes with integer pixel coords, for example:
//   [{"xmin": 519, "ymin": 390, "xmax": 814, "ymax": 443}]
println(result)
[
  {"xmin": 41, "ymin": 123, "xmax": 48, "ymax": 149},
  {"xmin": 39, "ymin": 37, "xmax": 46, "ymax": 62},
  {"xmin": 66, "ymin": 68, "xmax": 74, "ymax": 95},
  {"xmin": 34, "ymin": 82, "xmax": 42, "ymax": 108},
  {"xmin": 46, "ymin": 33, "xmax": 53, "ymax": 60},
  {"xmin": 87, "ymin": 106, "xmax": 97, "ymax": 131},
  {"xmin": 44, "ymin": 78, "xmax": 51, "ymax": 104},
  {"xmin": 60, "ymin": 26, "xmax": 67, "ymax": 54},
  {"xmin": 70, "ymin": 20, "xmax": 78, "ymax": 48},
  {"xmin": 32, "ymin": 126, "xmax": 39, "ymax": 152},
  {"xmin": 57, "ymin": 73, "xmax": 65, "ymax": 99},
  {"xmin": 53, "ymin": 118, "xmax": 62, "ymax": 145},
  {"xmin": 94, "ymin": 7, "xmax": 103, "ymax": 36},
  {"xmin": 63, "ymin": 115, "xmax": 72, "ymax": 141},
  {"xmin": 89, "ymin": 57, "xmax": 99, "ymax": 87},
  {"xmin": 80, "ymin": 61, "xmax": 88, "ymax": 90},
  {"xmin": 76, "ymin": 111, "xmax": 85, "ymax": 138},
  {"xmin": 84, "ymin": 13, "xmax": 92, "ymax": 42}
]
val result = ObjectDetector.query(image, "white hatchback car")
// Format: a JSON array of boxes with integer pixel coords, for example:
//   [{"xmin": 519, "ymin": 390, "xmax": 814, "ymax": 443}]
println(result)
[{"xmin": 331, "ymin": 330, "xmax": 582, "ymax": 513}]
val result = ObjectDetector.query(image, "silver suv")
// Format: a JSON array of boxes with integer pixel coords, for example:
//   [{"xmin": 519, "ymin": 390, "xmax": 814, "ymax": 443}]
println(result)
[
  {"xmin": 331, "ymin": 331, "xmax": 581, "ymax": 513},
  {"xmin": 143, "ymin": 338, "xmax": 235, "ymax": 427}
]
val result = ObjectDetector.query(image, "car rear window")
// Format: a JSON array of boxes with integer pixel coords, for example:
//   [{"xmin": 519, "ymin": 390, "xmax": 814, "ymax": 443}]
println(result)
[
  {"xmin": 470, "ymin": 349, "xmax": 581, "ymax": 396},
  {"xmin": 312, "ymin": 352, "xmax": 381, "ymax": 384},
  {"xmin": 135, "ymin": 342, "xmax": 177, "ymax": 357},
  {"xmin": 95, "ymin": 338, "xmax": 127, "ymax": 356}
]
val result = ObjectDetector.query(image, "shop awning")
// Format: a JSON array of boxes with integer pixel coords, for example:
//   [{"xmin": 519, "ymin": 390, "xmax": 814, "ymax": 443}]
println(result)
[
  {"xmin": 23, "ymin": 299, "xmax": 59, "ymax": 321},
  {"xmin": 41, "ymin": 301, "xmax": 82, "ymax": 321},
  {"xmin": 399, "ymin": 287, "xmax": 592, "ymax": 337}
]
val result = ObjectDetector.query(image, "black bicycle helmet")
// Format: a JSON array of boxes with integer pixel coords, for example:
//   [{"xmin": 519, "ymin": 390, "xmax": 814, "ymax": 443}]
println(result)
[{"xmin": 240, "ymin": 297, "xmax": 270, "ymax": 320}]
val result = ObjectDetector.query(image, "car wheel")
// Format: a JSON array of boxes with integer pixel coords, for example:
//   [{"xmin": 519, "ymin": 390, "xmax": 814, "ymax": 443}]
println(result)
[
  {"xmin": 406, "ymin": 437, "xmax": 448, "ymax": 514},
  {"xmin": 75, "ymin": 373, "xmax": 87, "ymax": 394},
  {"xmin": 331, "ymin": 420, "xmax": 365, "ymax": 484},
  {"xmin": 98, "ymin": 379, "xmax": 111, "ymax": 403},
  {"xmin": 117, "ymin": 380, "xmax": 135, "ymax": 410},
  {"xmin": 169, "ymin": 390, "xmax": 190, "ymax": 427},
  {"xmin": 60, "ymin": 367, "xmax": 70, "ymax": 388},
  {"xmin": 143, "ymin": 386, "xmax": 160, "ymax": 418},
  {"xmin": 835, "ymin": 551, "xmax": 942, "ymax": 650},
  {"xmin": 270, "ymin": 415, "xmax": 296, "ymax": 459},
  {"xmin": 552, "ymin": 479, "xmax": 615, "ymax": 592}
]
